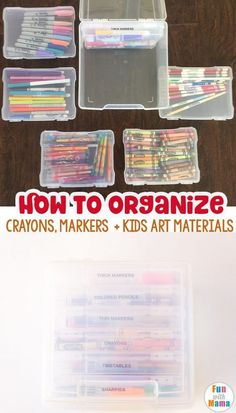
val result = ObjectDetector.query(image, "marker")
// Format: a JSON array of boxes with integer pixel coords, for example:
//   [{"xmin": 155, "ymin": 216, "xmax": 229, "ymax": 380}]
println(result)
[
  {"xmin": 5, "ymin": 68, "xmax": 73, "ymax": 121},
  {"xmin": 8, "ymin": 78, "xmax": 70, "ymax": 88},
  {"xmin": 6, "ymin": 46, "xmax": 54, "ymax": 58},
  {"xmin": 20, "ymin": 33, "xmax": 72, "ymax": 41},
  {"xmin": 5, "ymin": 7, "xmax": 75, "ymax": 59}
]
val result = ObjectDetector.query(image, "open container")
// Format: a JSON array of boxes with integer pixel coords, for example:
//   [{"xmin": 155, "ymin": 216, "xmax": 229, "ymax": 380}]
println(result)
[
  {"xmin": 123, "ymin": 127, "xmax": 200, "ymax": 185},
  {"xmin": 79, "ymin": 0, "xmax": 169, "ymax": 110},
  {"xmin": 2, "ymin": 67, "xmax": 76, "ymax": 122},
  {"xmin": 159, "ymin": 66, "xmax": 234, "ymax": 120},
  {"xmin": 43, "ymin": 261, "xmax": 193, "ymax": 409},
  {"xmin": 40, "ymin": 130, "xmax": 115, "ymax": 188},
  {"xmin": 3, "ymin": 7, "xmax": 76, "ymax": 60}
]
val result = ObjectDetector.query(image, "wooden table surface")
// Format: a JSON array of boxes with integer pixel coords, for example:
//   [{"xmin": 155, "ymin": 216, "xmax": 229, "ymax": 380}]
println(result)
[{"xmin": 0, "ymin": 0, "xmax": 235, "ymax": 206}]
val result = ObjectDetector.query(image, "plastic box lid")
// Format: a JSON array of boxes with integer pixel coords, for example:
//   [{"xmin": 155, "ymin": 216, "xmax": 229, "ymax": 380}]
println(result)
[{"xmin": 79, "ymin": 0, "xmax": 167, "ymax": 20}]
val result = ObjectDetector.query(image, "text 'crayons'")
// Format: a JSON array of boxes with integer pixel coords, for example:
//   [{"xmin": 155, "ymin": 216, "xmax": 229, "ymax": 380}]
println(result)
[
  {"xmin": 4, "ymin": 7, "xmax": 75, "ymax": 59},
  {"xmin": 123, "ymin": 128, "xmax": 200, "ymax": 185},
  {"xmin": 40, "ymin": 131, "xmax": 115, "ymax": 188}
]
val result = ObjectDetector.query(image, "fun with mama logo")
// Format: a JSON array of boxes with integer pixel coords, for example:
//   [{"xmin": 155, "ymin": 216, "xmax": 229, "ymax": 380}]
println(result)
[{"xmin": 205, "ymin": 383, "xmax": 234, "ymax": 412}]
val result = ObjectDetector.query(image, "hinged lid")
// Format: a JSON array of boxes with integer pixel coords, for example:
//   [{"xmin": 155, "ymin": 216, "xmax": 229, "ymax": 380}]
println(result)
[{"xmin": 79, "ymin": 0, "xmax": 167, "ymax": 21}]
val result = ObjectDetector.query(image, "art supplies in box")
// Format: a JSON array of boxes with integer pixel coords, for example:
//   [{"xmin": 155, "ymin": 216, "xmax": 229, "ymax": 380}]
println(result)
[
  {"xmin": 43, "ymin": 261, "xmax": 193, "ymax": 408},
  {"xmin": 79, "ymin": 0, "xmax": 168, "ymax": 110},
  {"xmin": 159, "ymin": 67, "xmax": 234, "ymax": 120},
  {"xmin": 40, "ymin": 131, "xmax": 115, "ymax": 188},
  {"xmin": 124, "ymin": 128, "xmax": 200, "ymax": 185},
  {"xmin": 2, "ymin": 68, "xmax": 76, "ymax": 122},
  {"xmin": 3, "ymin": 7, "xmax": 76, "ymax": 59}
]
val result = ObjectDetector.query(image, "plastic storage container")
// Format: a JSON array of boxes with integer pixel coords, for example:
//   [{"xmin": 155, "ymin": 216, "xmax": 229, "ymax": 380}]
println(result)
[
  {"xmin": 2, "ymin": 68, "xmax": 76, "ymax": 122},
  {"xmin": 43, "ymin": 261, "xmax": 193, "ymax": 409},
  {"xmin": 79, "ymin": 0, "xmax": 169, "ymax": 110},
  {"xmin": 124, "ymin": 128, "xmax": 200, "ymax": 185},
  {"xmin": 159, "ymin": 66, "xmax": 234, "ymax": 120},
  {"xmin": 3, "ymin": 7, "xmax": 76, "ymax": 60},
  {"xmin": 40, "ymin": 130, "xmax": 115, "ymax": 188}
]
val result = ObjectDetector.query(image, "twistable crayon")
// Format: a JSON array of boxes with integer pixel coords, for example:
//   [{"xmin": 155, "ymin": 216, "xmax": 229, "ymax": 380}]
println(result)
[{"xmin": 161, "ymin": 66, "xmax": 232, "ymax": 119}]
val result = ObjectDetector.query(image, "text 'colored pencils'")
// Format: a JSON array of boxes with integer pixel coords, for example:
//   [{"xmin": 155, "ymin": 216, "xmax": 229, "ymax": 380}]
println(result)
[
  {"xmin": 5, "ymin": 7, "xmax": 75, "ymax": 59},
  {"xmin": 40, "ymin": 131, "xmax": 114, "ymax": 188},
  {"xmin": 124, "ymin": 128, "xmax": 200, "ymax": 185}
]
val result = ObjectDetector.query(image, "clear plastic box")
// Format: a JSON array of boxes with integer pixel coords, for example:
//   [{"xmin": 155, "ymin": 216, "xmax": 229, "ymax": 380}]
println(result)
[
  {"xmin": 40, "ymin": 130, "xmax": 115, "ymax": 188},
  {"xmin": 123, "ymin": 128, "xmax": 200, "ymax": 185},
  {"xmin": 79, "ymin": 0, "xmax": 169, "ymax": 110},
  {"xmin": 2, "ymin": 67, "xmax": 76, "ymax": 122},
  {"xmin": 43, "ymin": 261, "xmax": 193, "ymax": 408},
  {"xmin": 3, "ymin": 7, "xmax": 76, "ymax": 60},
  {"xmin": 159, "ymin": 66, "xmax": 234, "ymax": 120}
]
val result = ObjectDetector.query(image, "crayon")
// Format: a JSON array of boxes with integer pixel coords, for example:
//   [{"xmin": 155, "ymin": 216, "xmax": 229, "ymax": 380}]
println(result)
[{"xmin": 124, "ymin": 128, "xmax": 199, "ymax": 184}]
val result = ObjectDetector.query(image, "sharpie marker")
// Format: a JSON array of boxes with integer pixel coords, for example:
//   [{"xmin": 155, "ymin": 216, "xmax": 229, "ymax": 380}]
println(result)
[
  {"xmin": 17, "ymin": 37, "xmax": 69, "ymax": 48},
  {"xmin": 14, "ymin": 42, "xmax": 65, "ymax": 56},
  {"xmin": 20, "ymin": 33, "xmax": 72, "ymax": 42},
  {"xmin": 6, "ymin": 46, "xmax": 54, "ymax": 58},
  {"xmin": 24, "ymin": 10, "xmax": 74, "ymax": 18}
]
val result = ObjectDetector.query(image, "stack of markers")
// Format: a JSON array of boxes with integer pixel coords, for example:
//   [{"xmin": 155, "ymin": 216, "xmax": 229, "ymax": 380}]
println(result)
[
  {"xmin": 40, "ymin": 131, "xmax": 114, "ymax": 187},
  {"xmin": 5, "ymin": 7, "xmax": 75, "ymax": 59},
  {"xmin": 164, "ymin": 67, "xmax": 230, "ymax": 117},
  {"xmin": 124, "ymin": 128, "xmax": 199, "ymax": 185},
  {"xmin": 84, "ymin": 29, "xmax": 161, "ymax": 49},
  {"xmin": 4, "ymin": 69, "xmax": 74, "ymax": 121}
]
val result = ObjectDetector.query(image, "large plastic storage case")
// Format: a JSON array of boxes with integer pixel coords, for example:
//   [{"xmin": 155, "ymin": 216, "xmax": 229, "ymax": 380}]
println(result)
[
  {"xmin": 79, "ymin": 0, "xmax": 169, "ymax": 110},
  {"xmin": 44, "ymin": 261, "xmax": 193, "ymax": 409}
]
